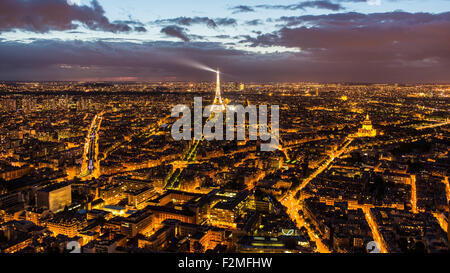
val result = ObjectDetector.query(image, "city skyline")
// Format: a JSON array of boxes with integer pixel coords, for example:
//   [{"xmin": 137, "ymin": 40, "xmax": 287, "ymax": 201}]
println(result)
[
  {"xmin": 1, "ymin": 80, "xmax": 448, "ymax": 254},
  {"xmin": 0, "ymin": 0, "xmax": 449, "ymax": 257},
  {"xmin": 1, "ymin": 0, "xmax": 450, "ymax": 83}
]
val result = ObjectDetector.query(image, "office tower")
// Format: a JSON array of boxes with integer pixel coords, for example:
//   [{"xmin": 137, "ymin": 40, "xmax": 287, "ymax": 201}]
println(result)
[{"xmin": 36, "ymin": 183, "xmax": 72, "ymax": 213}]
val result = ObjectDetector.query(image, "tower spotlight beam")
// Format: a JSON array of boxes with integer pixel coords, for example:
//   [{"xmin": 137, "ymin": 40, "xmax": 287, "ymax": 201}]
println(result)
[{"xmin": 176, "ymin": 58, "xmax": 216, "ymax": 73}]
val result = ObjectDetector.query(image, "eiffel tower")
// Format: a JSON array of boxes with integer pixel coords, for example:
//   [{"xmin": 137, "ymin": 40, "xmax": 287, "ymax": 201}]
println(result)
[{"xmin": 212, "ymin": 69, "xmax": 225, "ymax": 111}]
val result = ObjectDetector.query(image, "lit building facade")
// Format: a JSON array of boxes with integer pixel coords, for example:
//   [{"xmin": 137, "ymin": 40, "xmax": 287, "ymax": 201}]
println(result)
[
  {"xmin": 354, "ymin": 114, "xmax": 377, "ymax": 138},
  {"xmin": 36, "ymin": 183, "xmax": 71, "ymax": 213}
]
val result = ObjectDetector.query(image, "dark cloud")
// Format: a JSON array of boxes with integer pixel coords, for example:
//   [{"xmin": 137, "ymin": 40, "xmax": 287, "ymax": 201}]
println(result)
[
  {"xmin": 3, "ymin": 1, "xmax": 449, "ymax": 83},
  {"xmin": 0, "ymin": 39, "xmax": 263, "ymax": 81},
  {"xmin": 1, "ymin": 36, "xmax": 449, "ymax": 83},
  {"xmin": 114, "ymin": 20, "xmax": 147, "ymax": 32},
  {"xmin": 0, "ymin": 0, "xmax": 141, "ymax": 33},
  {"xmin": 155, "ymin": 17, "xmax": 218, "ymax": 28},
  {"xmin": 114, "ymin": 20, "xmax": 146, "ymax": 26},
  {"xmin": 245, "ymin": 19, "xmax": 264, "ymax": 26},
  {"xmin": 133, "ymin": 26, "xmax": 147, "ymax": 32},
  {"xmin": 154, "ymin": 17, "xmax": 236, "ymax": 29},
  {"xmin": 215, "ymin": 35, "xmax": 231, "ymax": 39},
  {"xmin": 256, "ymin": 1, "xmax": 344, "ymax": 11},
  {"xmin": 232, "ymin": 0, "xmax": 379, "ymax": 14},
  {"xmin": 241, "ymin": 11, "xmax": 450, "ymax": 82},
  {"xmin": 161, "ymin": 25, "xmax": 190, "ymax": 42},
  {"xmin": 214, "ymin": 18, "xmax": 237, "ymax": 27},
  {"xmin": 276, "ymin": 11, "xmax": 450, "ymax": 27},
  {"xmin": 230, "ymin": 5, "xmax": 255, "ymax": 14}
]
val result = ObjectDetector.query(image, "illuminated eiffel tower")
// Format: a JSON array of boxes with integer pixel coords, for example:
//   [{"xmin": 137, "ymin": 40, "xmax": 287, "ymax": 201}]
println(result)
[{"xmin": 212, "ymin": 69, "xmax": 225, "ymax": 111}]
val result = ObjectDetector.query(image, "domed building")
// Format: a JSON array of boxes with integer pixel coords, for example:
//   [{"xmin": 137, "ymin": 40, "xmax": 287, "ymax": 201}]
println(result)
[{"xmin": 355, "ymin": 114, "xmax": 377, "ymax": 137}]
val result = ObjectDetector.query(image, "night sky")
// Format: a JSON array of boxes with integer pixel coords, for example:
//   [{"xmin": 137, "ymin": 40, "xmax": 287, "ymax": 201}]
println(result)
[{"xmin": 1, "ymin": 0, "xmax": 449, "ymax": 83}]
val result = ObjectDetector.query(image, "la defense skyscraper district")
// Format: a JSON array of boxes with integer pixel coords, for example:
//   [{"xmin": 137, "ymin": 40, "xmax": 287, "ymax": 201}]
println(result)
[{"xmin": 0, "ymin": 0, "xmax": 449, "ymax": 256}]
